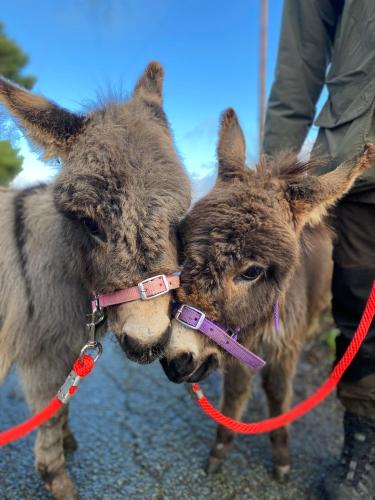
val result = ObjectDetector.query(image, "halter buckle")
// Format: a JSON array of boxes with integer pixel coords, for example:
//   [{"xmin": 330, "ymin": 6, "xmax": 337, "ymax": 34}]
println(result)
[
  {"xmin": 175, "ymin": 304, "xmax": 206, "ymax": 330},
  {"xmin": 138, "ymin": 274, "xmax": 170, "ymax": 300}
]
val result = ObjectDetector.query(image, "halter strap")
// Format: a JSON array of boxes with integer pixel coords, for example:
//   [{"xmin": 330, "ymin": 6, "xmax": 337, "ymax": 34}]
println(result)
[
  {"xmin": 174, "ymin": 304, "xmax": 266, "ymax": 371},
  {"xmin": 91, "ymin": 274, "xmax": 180, "ymax": 311}
]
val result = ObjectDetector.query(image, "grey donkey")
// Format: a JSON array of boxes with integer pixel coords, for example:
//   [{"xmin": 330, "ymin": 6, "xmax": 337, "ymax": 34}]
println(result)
[
  {"xmin": 162, "ymin": 109, "xmax": 375, "ymax": 481},
  {"xmin": 0, "ymin": 62, "xmax": 191, "ymax": 499}
]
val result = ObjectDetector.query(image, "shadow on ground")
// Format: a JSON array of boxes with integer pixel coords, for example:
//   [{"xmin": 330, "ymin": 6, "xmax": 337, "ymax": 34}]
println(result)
[{"xmin": 0, "ymin": 335, "xmax": 343, "ymax": 499}]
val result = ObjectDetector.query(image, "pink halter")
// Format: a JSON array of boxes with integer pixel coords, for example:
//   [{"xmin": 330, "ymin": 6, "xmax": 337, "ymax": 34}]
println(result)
[{"xmin": 91, "ymin": 274, "xmax": 180, "ymax": 312}]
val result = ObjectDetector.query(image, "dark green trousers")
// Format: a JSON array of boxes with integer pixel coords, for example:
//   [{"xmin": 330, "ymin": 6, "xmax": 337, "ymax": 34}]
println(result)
[
  {"xmin": 332, "ymin": 193, "xmax": 375, "ymax": 419},
  {"xmin": 312, "ymin": 99, "xmax": 375, "ymax": 420}
]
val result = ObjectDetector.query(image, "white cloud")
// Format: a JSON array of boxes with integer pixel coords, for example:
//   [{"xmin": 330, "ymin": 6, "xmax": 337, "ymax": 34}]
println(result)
[
  {"xmin": 11, "ymin": 139, "xmax": 57, "ymax": 188},
  {"xmin": 188, "ymin": 161, "xmax": 217, "ymax": 201}
]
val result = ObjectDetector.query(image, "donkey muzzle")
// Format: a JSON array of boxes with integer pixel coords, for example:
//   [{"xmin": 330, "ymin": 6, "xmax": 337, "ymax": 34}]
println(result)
[
  {"xmin": 160, "ymin": 353, "xmax": 218, "ymax": 383},
  {"xmin": 119, "ymin": 324, "xmax": 171, "ymax": 364}
]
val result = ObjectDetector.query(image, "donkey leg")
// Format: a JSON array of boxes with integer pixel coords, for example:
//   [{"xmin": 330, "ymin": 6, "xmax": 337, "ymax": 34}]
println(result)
[
  {"xmin": 207, "ymin": 361, "xmax": 254, "ymax": 474},
  {"xmin": 20, "ymin": 360, "xmax": 78, "ymax": 500},
  {"xmin": 261, "ymin": 350, "xmax": 298, "ymax": 482},
  {"xmin": 61, "ymin": 406, "xmax": 78, "ymax": 452},
  {"xmin": 35, "ymin": 413, "xmax": 77, "ymax": 500}
]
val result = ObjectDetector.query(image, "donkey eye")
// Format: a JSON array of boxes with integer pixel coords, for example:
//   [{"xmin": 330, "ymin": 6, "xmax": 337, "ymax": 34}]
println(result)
[
  {"xmin": 236, "ymin": 266, "xmax": 265, "ymax": 282},
  {"xmin": 82, "ymin": 217, "xmax": 101, "ymax": 236}
]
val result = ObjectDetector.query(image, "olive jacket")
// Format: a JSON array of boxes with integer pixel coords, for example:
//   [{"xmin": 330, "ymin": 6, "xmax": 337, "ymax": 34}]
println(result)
[{"xmin": 263, "ymin": 0, "xmax": 375, "ymax": 199}]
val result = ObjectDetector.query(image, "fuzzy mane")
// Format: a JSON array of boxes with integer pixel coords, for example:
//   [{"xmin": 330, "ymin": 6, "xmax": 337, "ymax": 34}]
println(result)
[
  {"xmin": 252, "ymin": 151, "xmax": 335, "ymax": 254},
  {"xmin": 255, "ymin": 150, "xmax": 328, "ymax": 182}
]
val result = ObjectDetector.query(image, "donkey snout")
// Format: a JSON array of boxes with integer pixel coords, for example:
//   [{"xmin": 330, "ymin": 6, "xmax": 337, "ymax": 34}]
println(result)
[
  {"xmin": 160, "ymin": 353, "xmax": 219, "ymax": 383},
  {"xmin": 160, "ymin": 353, "xmax": 197, "ymax": 383},
  {"xmin": 120, "ymin": 325, "xmax": 171, "ymax": 364},
  {"xmin": 186, "ymin": 354, "xmax": 219, "ymax": 383}
]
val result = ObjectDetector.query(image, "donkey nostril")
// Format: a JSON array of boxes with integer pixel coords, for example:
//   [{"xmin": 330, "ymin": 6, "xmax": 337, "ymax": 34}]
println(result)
[
  {"xmin": 174, "ymin": 352, "xmax": 195, "ymax": 374},
  {"xmin": 160, "ymin": 352, "xmax": 196, "ymax": 383}
]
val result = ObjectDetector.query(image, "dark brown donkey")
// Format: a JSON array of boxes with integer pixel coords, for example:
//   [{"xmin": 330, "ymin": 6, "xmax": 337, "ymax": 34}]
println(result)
[
  {"xmin": 162, "ymin": 108, "xmax": 375, "ymax": 480},
  {"xmin": 0, "ymin": 62, "xmax": 190, "ymax": 499}
]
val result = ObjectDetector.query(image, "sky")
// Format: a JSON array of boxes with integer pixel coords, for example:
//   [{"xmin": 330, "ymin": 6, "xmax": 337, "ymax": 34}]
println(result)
[{"xmin": 0, "ymin": 0, "xmax": 299, "ymax": 195}]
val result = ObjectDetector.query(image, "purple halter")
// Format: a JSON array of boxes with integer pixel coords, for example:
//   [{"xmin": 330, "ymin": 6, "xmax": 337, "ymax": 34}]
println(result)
[
  {"xmin": 274, "ymin": 301, "xmax": 280, "ymax": 333},
  {"xmin": 174, "ymin": 304, "xmax": 266, "ymax": 371},
  {"xmin": 173, "ymin": 301, "xmax": 280, "ymax": 371}
]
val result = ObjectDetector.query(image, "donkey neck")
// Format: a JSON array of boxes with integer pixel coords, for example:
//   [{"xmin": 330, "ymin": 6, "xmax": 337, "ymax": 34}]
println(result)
[{"xmin": 13, "ymin": 183, "xmax": 90, "ymax": 318}]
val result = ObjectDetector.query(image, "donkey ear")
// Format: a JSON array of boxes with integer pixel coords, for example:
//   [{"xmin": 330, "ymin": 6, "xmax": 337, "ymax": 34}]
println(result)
[
  {"xmin": 217, "ymin": 108, "xmax": 246, "ymax": 181},
  {"xmin": 0, "ymin": 77, "xmax": 85, "ymax": 159},
  {"xmin": 133, "ymin": 61, "xmax": 164, "ymax": 105},
  {"xmin": 286, "ymin": 144, "xmax": 375, "ymax": 228}
]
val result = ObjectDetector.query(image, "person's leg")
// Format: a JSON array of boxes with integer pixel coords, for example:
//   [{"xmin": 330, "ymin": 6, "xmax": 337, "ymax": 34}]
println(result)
[
  {"xmin": 333, "ymin": 197, "xmax": 375, "ymax": 409},
  {"xmin": 323, "ymin": 194, "xmax": 375, "ymax": 499}
]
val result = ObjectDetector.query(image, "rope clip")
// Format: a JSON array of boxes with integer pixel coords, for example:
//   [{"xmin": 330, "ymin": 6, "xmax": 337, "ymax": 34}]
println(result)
[
  {"xmin": 84, "ymin": 299, "xmax": 105, "ymax": 361},
  {"xmin": 187, "ymin": 383, "xmax": 204, "ymax": 400},
  {"xmin": 57, "ymin": 343, "xmax": 102, "ymax": 405}
]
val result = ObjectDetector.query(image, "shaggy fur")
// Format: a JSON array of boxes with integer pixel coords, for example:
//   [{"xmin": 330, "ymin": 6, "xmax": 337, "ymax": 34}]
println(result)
[
  {"xmin": 0, "ymin": 62, "xmax": 191, "ymax": 499},
  {"xmin": 162, "ymin": 108, "xmax": 375, "ymax": 479}
]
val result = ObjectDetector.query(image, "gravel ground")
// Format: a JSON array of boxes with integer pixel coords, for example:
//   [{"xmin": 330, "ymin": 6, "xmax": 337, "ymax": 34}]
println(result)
[{"xmin": 0, "ymin": 334, "xmax": 343, "ymax": 500}]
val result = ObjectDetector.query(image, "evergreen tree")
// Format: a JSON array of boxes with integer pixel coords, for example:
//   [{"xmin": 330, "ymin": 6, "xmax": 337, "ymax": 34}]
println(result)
[
  {"xmin": 0, "ymin": 21, "xmax": 35, "ymax": 89},
  {"xmin": 0, "ymin": 21, "xmax": 36, "ymax": 185},
  {"xmin": 0, "ymin": 140, "xmax": 23, "ymax": 185}
]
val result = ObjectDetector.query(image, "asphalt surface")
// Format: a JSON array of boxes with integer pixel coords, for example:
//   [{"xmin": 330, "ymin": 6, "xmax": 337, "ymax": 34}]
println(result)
[{"xmin": 0, "ymin": 334, "xmax": 344, "ymax": 500}]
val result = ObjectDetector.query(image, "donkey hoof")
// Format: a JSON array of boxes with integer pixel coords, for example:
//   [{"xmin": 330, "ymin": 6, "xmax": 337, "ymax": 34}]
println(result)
[
  {"xmin": 63, "ymin": 432, "xmax": 78, "ymax": 452},
  {"xmin": 273, "ymin": 464, "xmax": 291, "ymax": 482},
  {"xmin": 44, "ymin": 470, "xmax": 78, "ymax": 500},
  {"xmin": 206, "ymin": 456, "xmax": 224, "ymax": 475}
]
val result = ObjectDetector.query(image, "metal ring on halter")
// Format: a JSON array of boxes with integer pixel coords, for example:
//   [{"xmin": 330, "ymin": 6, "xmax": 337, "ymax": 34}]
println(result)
[
  {"xmin": 88, "ymin": 300, "xmax": 105, "ymax": 326},
  {"xmin": 93, "ymin": 306, "xmax": 105, "ymax": 325},
  {"xmin": 90, "ymin": 294, "xmax": 105, "ymax": 324},
  {"xmin": 79, "ymin": 341, "xmax": 103, "ymax": 363}
]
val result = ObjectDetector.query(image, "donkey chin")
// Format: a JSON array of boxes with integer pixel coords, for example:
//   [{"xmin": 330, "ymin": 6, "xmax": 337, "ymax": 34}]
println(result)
[
  {"xmin": 110, "ymin": 294, "xmax": 173, "ymax": 364},
  {"xmin": 160, "ymin": 320, "xmax": 221, "ymax": 382}
]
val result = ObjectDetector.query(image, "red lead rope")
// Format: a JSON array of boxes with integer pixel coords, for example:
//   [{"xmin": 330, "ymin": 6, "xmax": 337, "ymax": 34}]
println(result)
[
  {"xmin": 0, "ymin": 354, "xmax": 95, "ymax": 446},
  {"xmin": 191, "ymin": 281, "xmax": 375, "ymax": 434},
  {"xmin": 1, "ymin": 283, "xmax": 374, "ymax": 445}
]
